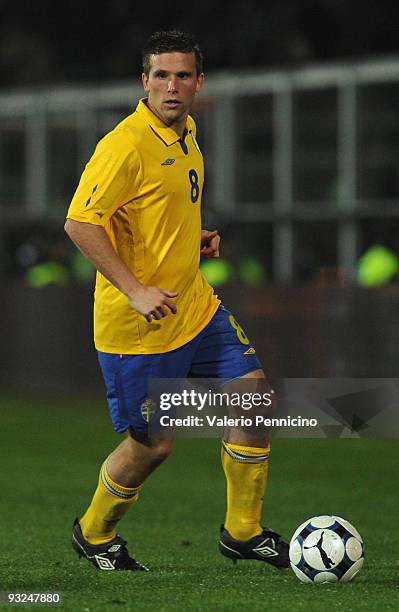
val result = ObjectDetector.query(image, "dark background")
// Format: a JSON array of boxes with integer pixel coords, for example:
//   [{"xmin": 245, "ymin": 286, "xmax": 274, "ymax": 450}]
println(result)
[
  {"xmin": 2, "ymin": 0, "xmax": 399, "ymax": 88},
  {"xmin": 2, "ymin": 2, "xmax": 399, "ymax": 389}
]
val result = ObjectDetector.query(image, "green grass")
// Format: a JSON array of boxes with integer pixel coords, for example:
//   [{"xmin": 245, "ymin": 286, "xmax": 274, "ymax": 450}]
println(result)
[{"xmin": 0, "ymin": 394, "xmax": 398, "ymax": 611}]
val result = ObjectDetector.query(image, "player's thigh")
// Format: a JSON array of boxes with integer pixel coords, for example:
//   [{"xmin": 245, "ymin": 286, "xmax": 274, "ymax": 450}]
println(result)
[
  {"xmin": 97, "ymin": 348, "xmax": 194, "ymax": 439},
  {"xmin": 189, "ymin": 304, "xmax": 263, "ymax": 380},
  {"xmin": 190, "ymin": 306, "xmax": 274, "ymax": 445}
]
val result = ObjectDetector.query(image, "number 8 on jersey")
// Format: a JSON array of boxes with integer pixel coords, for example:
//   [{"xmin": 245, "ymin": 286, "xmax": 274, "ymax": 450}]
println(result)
[{"xmin": 188, "ymin": 169, "xmax": 200, "ymax": 203}]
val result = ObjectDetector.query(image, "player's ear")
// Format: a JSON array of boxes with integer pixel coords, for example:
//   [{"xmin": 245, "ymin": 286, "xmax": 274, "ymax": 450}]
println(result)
[
  {"xmin": 142, "ymin": 72, "xmax": 150, "ymax": 91},
  {"xmin": 195, "ymin": 73, "xmax": 204, "ymax": 94}
]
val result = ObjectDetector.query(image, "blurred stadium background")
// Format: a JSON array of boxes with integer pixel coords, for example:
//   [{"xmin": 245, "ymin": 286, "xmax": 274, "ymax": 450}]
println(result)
[
  {"xmin": 2, "ymin": 1, "xmax": 399, "ymax": 390},
  {"xmin": 2, "ymin": 5, "xmax": 399, "ymax": 611}
]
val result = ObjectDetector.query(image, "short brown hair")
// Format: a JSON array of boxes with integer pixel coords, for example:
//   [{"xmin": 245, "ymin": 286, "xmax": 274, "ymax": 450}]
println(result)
[{"xmin": 142, "ymin": 30, "xmax": 203, "ymax": 76}]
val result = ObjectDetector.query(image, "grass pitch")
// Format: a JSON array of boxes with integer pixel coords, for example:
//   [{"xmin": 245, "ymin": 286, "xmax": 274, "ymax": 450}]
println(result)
[{"xmin": 0, "ymin": 394, "xmax": 398, "ymax": 611}]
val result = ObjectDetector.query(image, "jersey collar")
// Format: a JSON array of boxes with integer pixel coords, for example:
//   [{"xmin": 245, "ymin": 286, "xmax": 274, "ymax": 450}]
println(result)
[{"xmin": 136, "ymin": 98, "xmax": 184, "ymax": 146}]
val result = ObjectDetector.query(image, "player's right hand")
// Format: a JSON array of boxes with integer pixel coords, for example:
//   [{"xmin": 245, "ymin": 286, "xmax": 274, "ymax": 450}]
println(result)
[{"xmin": 127, "ymin": 285, "xmax": 178, "ymax": 322}]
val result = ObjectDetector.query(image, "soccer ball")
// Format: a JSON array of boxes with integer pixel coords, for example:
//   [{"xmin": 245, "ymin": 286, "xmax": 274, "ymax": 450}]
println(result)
[{"xmin": 289, "ymin": 515, "xmax": 364, "ymax": 584}]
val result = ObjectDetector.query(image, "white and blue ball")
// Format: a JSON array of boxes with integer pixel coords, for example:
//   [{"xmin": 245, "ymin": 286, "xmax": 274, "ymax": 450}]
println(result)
[{"xmin": 289, "ymin": 515, "xmax": 364, "ymax": 584}]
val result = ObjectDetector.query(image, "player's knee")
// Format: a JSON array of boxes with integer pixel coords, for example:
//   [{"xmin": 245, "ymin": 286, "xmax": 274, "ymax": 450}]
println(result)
[
  {"xmin": 148, "ymin": 439, "xmax": 174, "ymax": 466},
  {"xmin": 127, "ymin": 429, "xmax": 173, "ymax": 467}
]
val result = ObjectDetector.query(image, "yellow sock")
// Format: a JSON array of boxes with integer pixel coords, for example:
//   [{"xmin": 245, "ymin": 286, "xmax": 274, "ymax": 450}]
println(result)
[
  {"xmin": 79, "ymin": 458, "xmax": 141, "ymax": 545},
  {"xmin": 221, "ymin": 440, "xmax": 270, "ymax": 541}
]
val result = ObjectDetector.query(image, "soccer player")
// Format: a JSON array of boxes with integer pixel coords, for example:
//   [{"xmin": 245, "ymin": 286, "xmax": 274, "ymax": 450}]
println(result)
[{"xmin": 65, "ymin": 30, "xmax": 289, "ymax": 571}]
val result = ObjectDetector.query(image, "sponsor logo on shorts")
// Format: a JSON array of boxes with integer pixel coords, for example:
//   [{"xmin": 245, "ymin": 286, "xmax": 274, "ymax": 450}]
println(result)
[{"xmin": 244, "ymin": 347, "xmax": 256, "ymax": 355}]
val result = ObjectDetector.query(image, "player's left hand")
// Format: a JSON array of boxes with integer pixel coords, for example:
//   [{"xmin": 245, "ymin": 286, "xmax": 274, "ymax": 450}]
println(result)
[{"xmin": 200, "ymin": 229, "xmax": 220, "ymax": 258}]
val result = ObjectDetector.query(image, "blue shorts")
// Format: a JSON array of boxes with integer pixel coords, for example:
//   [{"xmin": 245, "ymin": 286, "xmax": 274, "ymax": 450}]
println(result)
[{"xmin": 98, "ymin": 305, "xmax": 262, "ymax": 434}]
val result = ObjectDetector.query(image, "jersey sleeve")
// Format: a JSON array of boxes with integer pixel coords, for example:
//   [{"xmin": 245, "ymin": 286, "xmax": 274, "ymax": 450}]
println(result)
[{"xmin": 66, "ymin": 131, "xmax": 142, "ymax": 226}]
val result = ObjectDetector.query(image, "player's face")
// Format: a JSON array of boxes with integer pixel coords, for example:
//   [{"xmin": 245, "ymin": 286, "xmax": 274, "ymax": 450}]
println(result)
[{"xmin": 142, "ymin": 52, "xmax": 204, "ymax": 136}]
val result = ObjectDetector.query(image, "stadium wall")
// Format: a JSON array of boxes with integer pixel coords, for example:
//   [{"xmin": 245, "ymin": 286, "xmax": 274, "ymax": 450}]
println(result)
[{"xmin": 1, "ymin": 284, "xmax": 398, "ymax": 394}]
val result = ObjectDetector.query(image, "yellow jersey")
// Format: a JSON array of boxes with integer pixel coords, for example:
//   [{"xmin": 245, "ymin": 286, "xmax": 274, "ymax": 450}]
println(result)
[{"xmin": 67, "ymin": 98, "xmax": 220, "ymax": 354}]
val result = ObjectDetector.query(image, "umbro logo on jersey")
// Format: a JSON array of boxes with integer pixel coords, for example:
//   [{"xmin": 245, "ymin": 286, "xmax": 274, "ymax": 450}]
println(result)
[
  {"xmin": 161, "ymin": 158, "xmax": 176, "ymax": 166},
  {"xmin": 244, "ymin": 347, "xmax": 256, "ymax": 355}
]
